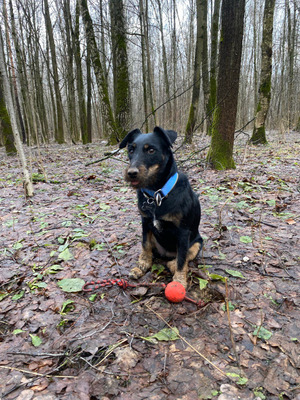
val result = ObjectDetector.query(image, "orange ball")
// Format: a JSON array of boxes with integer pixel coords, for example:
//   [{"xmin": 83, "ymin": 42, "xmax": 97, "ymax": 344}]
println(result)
[{"xmin": 165, "ymin": 281, "xmax": 186, "ymax": 303}]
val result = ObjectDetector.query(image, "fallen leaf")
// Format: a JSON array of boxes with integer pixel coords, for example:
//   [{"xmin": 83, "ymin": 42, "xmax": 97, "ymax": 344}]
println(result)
[
  {"xmin": 58, "ymin": 278, "xmax": 85, "ymax": 292},
  {"xmin": 285, "ymin": 218, "xmax": 296, "ymax": 225},
  {"xmin": 142, "ymin": 327, "xmax": 180, "ymax": 343}
]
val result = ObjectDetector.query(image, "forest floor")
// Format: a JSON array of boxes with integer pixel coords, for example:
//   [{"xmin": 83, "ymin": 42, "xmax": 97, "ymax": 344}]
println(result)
[{"xmin": 0, "ymin": 130, "xmax": 299, "ymax": 400}]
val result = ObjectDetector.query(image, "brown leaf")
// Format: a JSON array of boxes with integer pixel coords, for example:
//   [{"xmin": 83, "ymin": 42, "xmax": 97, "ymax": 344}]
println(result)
[{"xmin": 286, "ymin": 218, "xmax": 296, "ymax": 225}]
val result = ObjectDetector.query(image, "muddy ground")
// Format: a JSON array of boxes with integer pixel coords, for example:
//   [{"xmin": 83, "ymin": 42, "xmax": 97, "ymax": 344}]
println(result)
[{"xmin": 0, "ymin": 131, "xmax": 299, "ymax": 400}]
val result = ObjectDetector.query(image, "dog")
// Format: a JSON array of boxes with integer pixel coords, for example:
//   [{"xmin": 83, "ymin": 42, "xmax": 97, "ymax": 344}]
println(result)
[{"xmin": 119, "ymin": 126, "xmax": 202, "ymax": 288}]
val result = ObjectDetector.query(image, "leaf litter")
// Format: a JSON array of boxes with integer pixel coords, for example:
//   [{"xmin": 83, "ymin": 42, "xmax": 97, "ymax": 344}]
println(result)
[{"xmin": 0, "ymin": 132, "xmax": 299, "ymax": 400}]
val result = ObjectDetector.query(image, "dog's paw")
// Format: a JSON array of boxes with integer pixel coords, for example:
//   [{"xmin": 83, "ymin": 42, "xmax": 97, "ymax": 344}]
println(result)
[
  {"xmin": 172, "ymin": 271, "xmax": 188, "ymax": 289},
  {"xmin": 129, "ymin": 266, "xmax": 145, "ymax": 280},
  {"xmin": 167, "ymin": 259, "xmax": 177, "ymax": 274}
]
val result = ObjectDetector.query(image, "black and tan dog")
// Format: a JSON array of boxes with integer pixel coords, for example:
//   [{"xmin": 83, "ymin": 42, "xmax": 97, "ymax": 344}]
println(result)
[{"xmin": 120, "ymin": 126, "xmax": 202, "ymax": 288}]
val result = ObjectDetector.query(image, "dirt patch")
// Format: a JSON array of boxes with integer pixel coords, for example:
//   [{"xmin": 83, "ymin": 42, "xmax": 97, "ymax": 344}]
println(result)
[{"xmin": 0, "ymin": 132, "xmax": 299, "ymax": 399}]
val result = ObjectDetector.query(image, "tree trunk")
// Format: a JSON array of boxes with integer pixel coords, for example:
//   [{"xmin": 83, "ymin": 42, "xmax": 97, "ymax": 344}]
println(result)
[
  {"xmin": 250, "ymin": 0, "xmax": 276, "ymax": 145},
  {"xmin": 156, "ymin": 0, "xmax": 171, "ymax": 118},
  {"xmin": 63, "ymin": 0, "xmax": 79, "ymax": 142},
  {"xmin": 144, "ymin": 0, "xmax": 156, "ymax": 128},
  {"xmin": 43, "ymin": 0, "xmax": 65, "ymax": 144},
  {"xmin": 80, "ymin": 0, "xmax": 117, "ymax": 143},
  {"xmin": 0, "ymin": 73, "xmax": 16, "ymax": 154},
  {"xmin": 0, "ymin": 30, "xmax": 33, "ymax": 196},
  {"xmin": 86, "ymin": 39, "xmax": 92, "ymax": 143},
  {"xmin": 3, "ymin": 0, "xmax": 26, "ymax": 143},
  {"xmin": 201, "ymin": 0, "xmax": 209, "ymax": 134},
  {"xmin": 74, "ymin": 0, "xmax": 88, "ymax": 143},
  {"xmin": 109, "ymin": 0, "xmax": 132, "ymax": 140},
  {"xmin": 139, "ymin": 0, "xmax": 149, "ymax": 132},
  {"xmin": 207, "ymin": 0, "xmax": 220, "ymax": 135},
  {"xmin": 185, "ymin": 0, "xmax": 205, "ymax": 143},
  {"xmin": 207, "ymin": 0, "xmax": 246, "ymax": 169},
  {"xmin": 171, "ymin": 0, "xmax": 177, "ymax": 126}
]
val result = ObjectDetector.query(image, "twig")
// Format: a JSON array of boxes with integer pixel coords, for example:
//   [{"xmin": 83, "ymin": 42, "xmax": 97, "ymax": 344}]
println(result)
[
  {"xmin": 252, "ymin": 310, "xmax": 264, "ymax": 346},
  {"xmin": 7, "ymin": 351, "xmax": 65, "ymax": 357},
  {"xmin": 94, "ymin": 338, "xmax": 127, "ymax": 367},
  {"xmin": 238, "ymin": 211, "xmax": 278, "ymax": 228},
  {"xmin": 85, "ymin": 149, "xmax": 121, "ymax": 166},
  {"xmin": 177, "ymin": 145, "xmax": 210, "ymax": 165},
  {"xmin": 0, "ymin": 365, "xmax": 76, "ymax": 378},
  {"xmin": 225, "ymin": 278, "xmax": 241, "ymax": 372}
]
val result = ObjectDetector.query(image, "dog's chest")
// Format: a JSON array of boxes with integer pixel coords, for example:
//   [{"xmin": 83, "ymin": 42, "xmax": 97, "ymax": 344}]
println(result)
[
  {"xmin": 153, "ymin": 217, "xmax": 162, "ymax": 231},
  {"xmin": 150, "ymin": 210, "xmax": 181, "ymax": 232}
]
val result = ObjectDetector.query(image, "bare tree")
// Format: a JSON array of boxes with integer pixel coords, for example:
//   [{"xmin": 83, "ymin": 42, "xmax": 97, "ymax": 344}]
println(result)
[
  {"xmin": 207, "ymin": 0, "xmax": 221, "ymax": 135},
  {"xmin": 43, "ymin": 0, "xmax": 65, "ymax": 144},
  {"xmin": 250, "ymin": 0, "xmax": 276, "ymax": 144},
  {"xmin": 80, "ymin": 0, "xmax": 118, "ymax": 143},
  {"xmin": 207, "ymin": 0, "xmax": 246, "ymax": 169},
  {"xmin": 0, "ymin": 29, "xmax": 33, "ymax": 196},
  {"xmin": 184, "ymin": 0, "xmax": 206, "ymax": 143},
  {"xmin": 156, "ymin": 0, "xmax": 171, "ymax": 119},
  {"xmin": 62, "ymin": 0, "xmax": 79, "ymax": 142},
  {"xmin": 109, "ymin": 0, "xmax": 132, "ymax": 139}
]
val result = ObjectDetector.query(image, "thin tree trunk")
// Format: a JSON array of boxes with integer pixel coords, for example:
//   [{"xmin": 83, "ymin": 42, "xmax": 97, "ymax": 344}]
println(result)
[
  {"xmin": 185, "ymin": 0, "xmax": 205, "ymax": 143},
  {"xmin": 74, "ymin": 0, "xmax": 88, "ymax": 143},
  {"xmin": 43, "ymin": 0, "xmax": 65, "ymax": 144},
  {"xmin": 63, "ymin": 0, "xmax": 78, "ymax": 142},
  {"xmin": 109, "ymin": 0, "xmax": 132, "ymax": 139},
  {"xmin": 207, "ymin": 0, "xmax": 220, "ymax": 135},
  {"xmin": 3, "ymin": 0, "xmax": 26, "ymax": 143},
  {"xmin": 156, "ymin": 0, "xmax": 171, "ymax": 119},
  {"xmin": 0, "ymin": 30, "xmax": 33, "ymax": 196},
  {"xmin": 139, "ymin": 0, "xmax": 149, "ymax": 131},
  {"xmin": 171, "ymin": 0, "xmax": 177, "ymax": 126},
  {"xmin": 250, "ymin": 0, "xmax": 276, "ymax": 144},
  {"xmin": 86, "ymin": 40, "xmax": 92, "ymax": 142},
  {"xmin": 201, "ymin": 0, "xmax": 209, "ymax": 134},
  {"xmin": 144, "ymin": 0, "xmax": 156, "ymax": 127},
  {"xmin": 80, "ymin": 0, "xmax": 117, "ymax": 142}
]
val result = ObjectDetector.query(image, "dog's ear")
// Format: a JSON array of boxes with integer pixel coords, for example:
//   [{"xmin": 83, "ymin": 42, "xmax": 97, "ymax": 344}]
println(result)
[
  {"xmin": 153, "ymin": 126, "xmax": 177, "ymax": 147},
  {"xmin": 119, "ymin": 129, "xmax": 142, "ymax": 149}
]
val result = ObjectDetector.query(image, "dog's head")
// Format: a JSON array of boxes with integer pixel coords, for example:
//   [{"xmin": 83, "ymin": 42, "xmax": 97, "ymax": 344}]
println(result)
[{"xmin": 119, "ymin": 126, "xmax": 177, "ymax": 189}]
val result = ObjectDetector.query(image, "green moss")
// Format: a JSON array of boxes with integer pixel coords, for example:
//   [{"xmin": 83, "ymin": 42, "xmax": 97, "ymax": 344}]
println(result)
[
  {"xmin": 0, "ymin": 98, "xmax": 16, "ymax": 155},
  {"xmin": 250, "ymin": 126, "xmax": 268, "ymax": 145},
  {"xmin": 260, "ymin": 77, "xmax": 271, "ymax": 99},
  {"xmin": 207, "ymin": 140, "xmax": 236, "ymax": 170},
  {"xmin": 207, "ymin": 107, "xmax": 236, "ymax": 170},
  {"xmin": 256, "ymin": 101, "xmax": 262, "ymax": 113}
]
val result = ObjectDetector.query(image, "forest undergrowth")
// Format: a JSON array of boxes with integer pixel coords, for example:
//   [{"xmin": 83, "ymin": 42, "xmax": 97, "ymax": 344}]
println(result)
[{"xmin": 0, "ymin": 131, "xmax": 299, "ymax": 400}]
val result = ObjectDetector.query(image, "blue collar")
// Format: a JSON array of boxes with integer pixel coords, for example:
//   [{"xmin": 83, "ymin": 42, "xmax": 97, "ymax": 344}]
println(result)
[{"xmin": 141, "ymin": 172, "xmax": 179, "ymax": 206}]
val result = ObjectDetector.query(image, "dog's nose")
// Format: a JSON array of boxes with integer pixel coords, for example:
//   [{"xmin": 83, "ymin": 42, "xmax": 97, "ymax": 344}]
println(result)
[{"xmin": 127, "ymin": 167, "xmax": 139, "ymax": 179}]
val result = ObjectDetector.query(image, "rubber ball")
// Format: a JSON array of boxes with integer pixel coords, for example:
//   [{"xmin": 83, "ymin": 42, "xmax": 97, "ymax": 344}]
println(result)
[{"xmin": 165, "ymin": 281, "xmax": 186, "ymax": 303}]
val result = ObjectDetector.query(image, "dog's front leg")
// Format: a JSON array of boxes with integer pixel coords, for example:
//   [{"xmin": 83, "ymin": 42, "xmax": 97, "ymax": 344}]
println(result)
[
  {"xmin": 130, "ymin": 218, "xmax": 153, "ymax": 279},
  {"xmin": 168, "ymin": 230, "xmax": 200, "ymax": 288}
]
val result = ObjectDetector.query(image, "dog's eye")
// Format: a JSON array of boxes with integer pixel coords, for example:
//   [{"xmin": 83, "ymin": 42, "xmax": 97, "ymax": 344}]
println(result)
[{"xmin": 148, "ymin": 148, "xmax": 155, "ymax": 154}]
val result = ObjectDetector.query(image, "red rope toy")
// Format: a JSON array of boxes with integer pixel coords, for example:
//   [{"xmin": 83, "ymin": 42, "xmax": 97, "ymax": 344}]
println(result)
[{"xmin": 83, "ymin": 278, "xmax": 207, "ymax": 308}]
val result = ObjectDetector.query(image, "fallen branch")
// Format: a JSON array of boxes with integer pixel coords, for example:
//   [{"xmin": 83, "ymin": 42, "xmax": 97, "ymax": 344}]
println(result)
[
  {"xmin": 85, "ymin": 149, "xmax": 122, "ymax": 166},
  {"xmin": 0, "ymin": 364, "xmax": 76, "ymax": 378}
]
